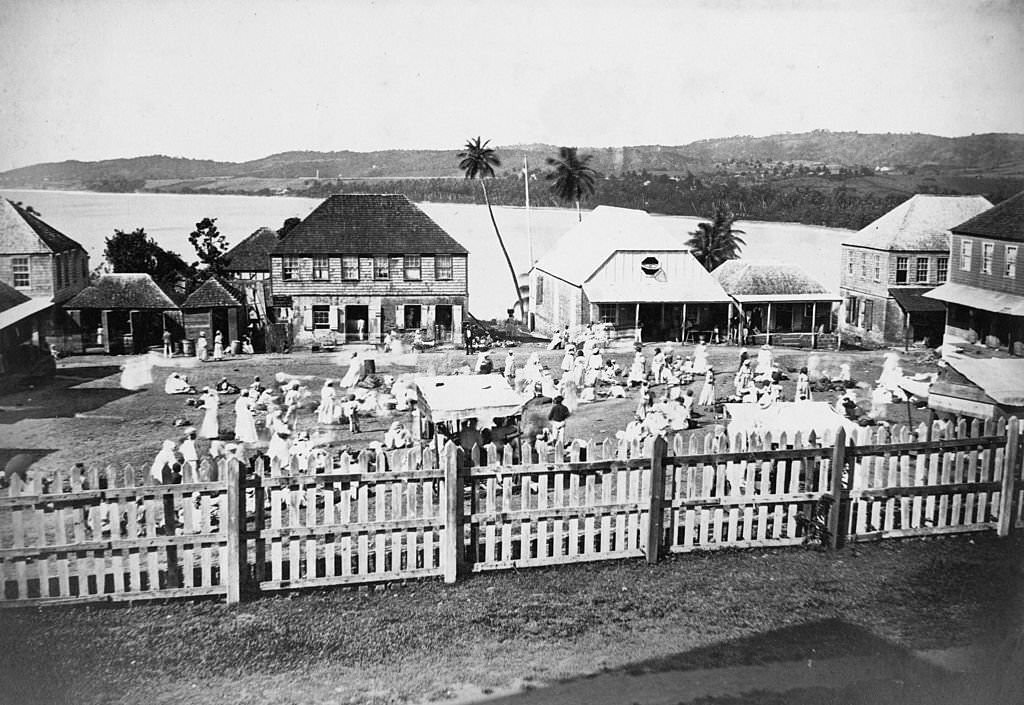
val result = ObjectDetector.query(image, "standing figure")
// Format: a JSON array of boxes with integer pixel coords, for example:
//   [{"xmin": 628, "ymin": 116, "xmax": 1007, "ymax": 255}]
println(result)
[
  {"xmin": 196, "ymin": 332, "xmax": 208, "ymax": 362},
  {"xmin": 560, "ymin": 347, "xmax": 575, "ymax": 375},
  {"xmin": 162, "ymin": 329, "xmax": 173, "ymax": 358},
  {"xmin": 317, "ymin": 380, "xmax": 338, "ymax": 424},
  {"xmin": 212, "ymin": 331, "xmax": 224, "ymax": 361},
  {"xmin": 547, "ymin": 395, "xmax": 571, "ymax": 444},
  {"xmin": 150, "ymin": 440, "xmax": 179, "ymax": 484},
  {"xmin": 180, "ymin": 428, "xmax": 199, "ymax": 476},
  {"xmin": 755, "ymin": 344, "xmax": 774, "ymax": 378},
  {"xmin": 698, "ymin": 366, "xmax": 716, "ymax": 407},
  {"xmin": 651, "ymin": 347, "xmax": 666, "ymax": 384},
  {"xmin": 504, "ymin": 351, "xmax": 516, "ymax": 383},
  {"xmin": 692, "ymin": 338, "xmax": 709, "ymax": 375},
  {"xmin": 267, "ymin": 412, "xmax": 292, "ymax": 471},
  {"xmin": 795, "ymin": 367, "xmax": 811, "ymax": 402},
  {"xmin": 341, "ymin": 393, "xmax": 361, "ymax": 433},
  {"xmin": 199, "ymin": 387, "xmax": 220, "ymax": 439},
  {"xmin": 283, "ymin": 380, "xmax": 302, "ymax": 423},
  {"xmin": 340, "ymin": 352, "xmax": 362, "ymax": 388},
  {"xmin": 628, "ymin": 351, "xmax": 646, "ymax": 387},
  {"xmin": 234, "ymin": 390, "xmax": 259, "ymax": 443}
]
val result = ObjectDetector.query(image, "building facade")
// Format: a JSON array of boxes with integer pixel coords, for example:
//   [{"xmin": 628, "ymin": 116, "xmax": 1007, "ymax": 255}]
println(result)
[
  {"xmin": 270, "ymin": 194, "xmax": 468, "ymax": 345},
  {"xmin": 838, "ymin": 195, "xmax": 992, "ymax": 347},
  {"xmin": 926, "ymin": 191, "xmax": 1024, "ymax": 354}
]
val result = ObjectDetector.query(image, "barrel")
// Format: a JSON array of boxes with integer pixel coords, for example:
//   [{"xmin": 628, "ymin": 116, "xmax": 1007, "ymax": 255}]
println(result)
[
  {"xmin": 362, "ymin": 359, "xmax": 376, "ymax": 375},
  {"xmin": 231, "ymin": 340, "xmax": 241, "ymax": 355},
  {"xmin": 182, "ymin": 339, "xmax": 194, "ymax": 356}
]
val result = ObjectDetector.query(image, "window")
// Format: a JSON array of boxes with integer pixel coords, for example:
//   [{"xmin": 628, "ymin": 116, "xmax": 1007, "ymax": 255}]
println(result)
[
  {"xmin": 847, "ymin": 252, "xmax": 854, "ymax": 275},
  {"xmin": 860, "ymin": 252, "xmax": 868, "ymax": 278},
  {"xmin": 937, "ymin": 256, "xmax": 948, "ymax": 282},
  {"xmin": 373, "ymin": 255, "xmax": 390, "ymax": 280},
  {"xmin": 12, "ymin": 257, "xmax": 29, "ymax": 288},
  {"xmin": 960, "ymin": 239, "xmax": 972, "ymax": 271},
  {"xmin": 1006, "ymin": 246, "xmax": 1018, "ymax": 278},
  {"xmin": 598, "ymin": 303, "xmax": 617, "ymax": 323},
  {"xmin": 873, "ymin": 254, "xmax": 881, "ymax": 282},
  {"xmin": 435, "ymin": 254, "xmax": 453, "ymax": 281},
  {"xmin": 403, "ymin": 305, "xmax": 421, "ymax": 329},
  {"xmin": 312, "ymin": 256, "xmax": 330, "ymax": 281},
  {"xmin": 312, "ymin": 305, "xmax": 330, "ymax": 329},
  {"xmin": 535, "ymin": 275, "xmax": 544, "ymax": 305},
  {"xmin": 861, "ymin": 299, "xmax": 874, "ymax": 330},
  {"xmin": 895, "ymin": 256, "xmax": 908, "ymax": 284},
  {"xmin": 281, "ymin": 256, "xmax": 297, "ymax": 281},
  {"xmin": 342, "ymin": 256, "xmax": 359, "ymax": 281},
  {"xmin": 845, "ymin": 296, "xmax": 859, "ymax": 325},
  {"xmin": 915, "ymin": 257, "xmax": 929, "ymax": 283},
  {"xmin": 403, "ymin": 255, "xmax": 422, "ymax": 280},
  {"xmin": 982, "ymin": 242, "xmax": 994, "ymax": 275}
]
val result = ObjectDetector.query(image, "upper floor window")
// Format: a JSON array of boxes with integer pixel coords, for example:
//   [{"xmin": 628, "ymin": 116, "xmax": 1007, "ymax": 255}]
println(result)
[
  {"xmin": 915, "ymin": 257, "xmax": 929, "ymax": 283},
  {"xmin": 847, "ymin": 253, "xmax": 854, "ymax": 275},
  {"xmin": 404, "ymin": 255, "xmax": 422, "ymax": 281},
  {"xmin": 860, "ymin": 252, "xmax": 868, "ymax": 279},
  {"xmin": 373, "ymin": 255, "xmax": 390, "ymax": 280},
  {"xmin": 982, "ymin": 242, "xmax": 994, "ymax": 275},
  {"xmin": 960, "ymin": 239, "xmax": 972, "ymax": 271},
  {"xmin": 281, "ymin": 256, "xmax": 298, "ymax": 281},
  {"xmin": 435, "ymin": 254, "xmax": 453, "ymax": 281},
  {"xmin": 342, "ymin": 256, "xmax": 359, "ymax": 281},
  {"xmin": 873, "ymin": 254, "xmax": 881, "ymax": 282},
  {"xmin": 535, "ymin": 275, "xmax": 544, "ymax": 305},
  {"xmin": 895, "ymin": 256, "xmax": 908, "ymax": 284},
  {"xmin": 1006, "ymin": 245, "xmax": 1018, "ymax": 279},
  {"xmin": 312, "ymin": 256, "xmax": 330, "ymax": 281},
  {"xmin": 12, "ymin": 257, "xmax": 29, "ymax": 288},
  {"xmin": 54, "ymin": 255, "xmax": 63, "ymax": 289},
  {"xmin": 937, "ymin": 256, "xmax": 948, "ymax": 282}
]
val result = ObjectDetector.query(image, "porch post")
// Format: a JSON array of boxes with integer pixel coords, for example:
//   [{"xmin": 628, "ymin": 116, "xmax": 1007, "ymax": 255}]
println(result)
[
  {"xmin": 681, "ymin": 303, "xmax": 688, "ymax": 343},
  {"xmin": 904, "ymin": 311, "xmax": 911, "ymax": 353},
  {"xmin": 810, "ymin": 301, "xmax": 818, "ymax": 349},
  {"xmin": 766, "ymin": 302, "xmax": 773, "ymax": 346},
  {"xmin": 634, "ymin": 302, "xmax": 640, "ymax": 342},
  {"xmin": 101, "ymin": 309, "xmax": 112, "ymax": 354},
  {"xmin": 727, "ymin": 303, "xmax": 734, "ymax": 345}
]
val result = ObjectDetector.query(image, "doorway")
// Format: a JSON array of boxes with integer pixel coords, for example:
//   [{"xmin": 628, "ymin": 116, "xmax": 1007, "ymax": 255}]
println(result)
[
  {"xmin": 404, "ymin": 304, "xmax": 422, "ymax": 330},
  {"xmin": 345, "ymin": 305, "xmax": 368, "ymax": 341},
  {"xmin": 435, "ymin": 304, "xmax": 453, "ymax": 341}
]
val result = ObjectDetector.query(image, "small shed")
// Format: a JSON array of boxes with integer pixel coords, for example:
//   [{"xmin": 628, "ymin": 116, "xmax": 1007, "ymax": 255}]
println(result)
[
  {"xmin": 414, "ymin": 374, "xmax": 525, "ymax": 447},
  {"xmin": 713, "ymin": 260, "xmax": 840, "ymax": 347},
  {"xmin": 180, "ymin": 277, "xmax": 247, "ymax": 349},
  {"xmin": 64, "ymin": 273, "xmax": 180, "ymax": 354}
]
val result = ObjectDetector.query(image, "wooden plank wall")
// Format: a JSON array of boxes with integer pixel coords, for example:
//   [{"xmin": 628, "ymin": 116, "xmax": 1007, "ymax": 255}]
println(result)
[{"xmin": 0, "ymin": 461, "xmax": 228, "ymax": 606}]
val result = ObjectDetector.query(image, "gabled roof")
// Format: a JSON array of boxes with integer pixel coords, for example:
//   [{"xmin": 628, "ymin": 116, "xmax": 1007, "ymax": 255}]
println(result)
[
  {"xmin": 0, "ymin": 280, "xmax": 31, "ymax": 313},
  {"xmin": 224, "ymin": 227, "xmax": 278, "ymax": 272},
  {"xmin": 713, "ymin": 260, "xmax": 838, "ymax": 302},
  {"xmin": 0, "ymin": 198, "xmax": 85, "ymax": 254},
  {"xmin": 533, "ymin": 206, "xmax": 687, "ymax": 284},
  {"xmin": 181, "ymin": 277, "xmax": 244, "ymax": 309},
  {"xmin": 64, "ymin": 273, "xmax": 178, "ymax": 310},
  {"xmin": 842, "ymin": 195, "xmax": 993, "ymax": 251},
  {"xmin": 272, "ymin": 194, "xmax": 468, "ymax": 256},
  {"xmin": 951, "ymin": 190, "xmax": 1024, "ymax": 242}
]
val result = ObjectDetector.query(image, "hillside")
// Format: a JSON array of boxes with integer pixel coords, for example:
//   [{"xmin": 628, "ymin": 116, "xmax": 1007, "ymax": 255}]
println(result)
[{"xmin": 5, "ymin": 131, "xmax": 1024, "ymax": 189}]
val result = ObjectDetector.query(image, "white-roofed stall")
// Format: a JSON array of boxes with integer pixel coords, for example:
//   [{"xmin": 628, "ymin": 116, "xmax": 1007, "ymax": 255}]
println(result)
[
  {"xmin": 414, "ymin": 374, "xmax": 526, "ymax": 451},
  {"xmin": 724, "ymin": 401, "xmax": 859, "ymax": 439}
]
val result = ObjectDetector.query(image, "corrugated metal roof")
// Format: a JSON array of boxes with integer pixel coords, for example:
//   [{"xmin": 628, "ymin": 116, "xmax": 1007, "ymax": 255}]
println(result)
[
  {"xmin": 923, "ymin": 282, "xmax": 1024, "ymax": 316},
  {"xmin": 64, "ymin": 274, "xmax": 179, "ymax": 310},
  {"xmin": 272, "ymin": 194, "xmax": 468, "ymax": 255},
  {"xmin": 842, "ymin": 195, "xmax": 993, "ymax": 251},
  {"xmin": 951, "ymin": 190, "xmax": 1024, "ymax": 242},
  {"xmin": 0, "ymin": 198, "xmax": 86, "ymax": 254},
  {"xmin": 533, "ymin": 206, "xmax": 688, "ymax": 284}
]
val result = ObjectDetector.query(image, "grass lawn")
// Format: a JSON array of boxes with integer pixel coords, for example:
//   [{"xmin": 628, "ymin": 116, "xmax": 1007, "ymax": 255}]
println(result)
[
  {"xmin": 0, "ymin": 532, "xmax": 1020, "ymax": 704},
  {"xmin": 0, "ymin": 341, "xmax": 940, "ymax": 477}
]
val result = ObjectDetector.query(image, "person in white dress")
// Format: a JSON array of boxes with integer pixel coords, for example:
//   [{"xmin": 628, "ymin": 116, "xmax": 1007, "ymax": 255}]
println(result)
[
  {"xmin": 698, "ymin": 367, "xmax": 717, "ymax": 407},
  {"xmin": 755, "ymin": 344, "xmax": 774, "ymax": 378},
  {"xmin": 234, "ymin": 390, "xmax": 259, "ymax": 443},
  {"xmin": 795, "ymin": 367, "xmax": 811, "ymax": 401},
  {"xmin": 503, "ymin": 351, "xmax": 516, "ymax": 383},
  {"xmin": 212, "ymin": 331, "xmax": 225, "ymax": 361},
  {"xmin": 196, "ymin": 332, "xmax": 208, "ymax": 362},
  {"xmin": 560, "ymin": 347, "xmax": 575, "ymax": 375},
  {"xmin": 283, "ymin": 381, "xmax": 302, "ymax": 423},
  {"xmin": 628, "ymin": 351, "xmax": 646, "ymax": 387},
  {"xmin": 692, "ymin": 339, "xmax": 709, "ymax": 375},
  {"xmin": 339, "ymin": 352, "xmax": 363, "ymax": 388},
  {"xmin": 179, "ymin": 428, "xmax": 199, "ymax": 476},
  {"xmin": 317, "ymin": 381, "xmax": 338, "ymax": 424},
  {"xmin": 199, "ymin": 387, "xmax": 220, "ymax": 439},
  {"xmin": 651, "ymin": 348, "xmax": 666, "ymax": 384},
  {"xmin": 150, "ymin": 440, "xmax": 178, "ymax": 484},
  {"xmin": 120, "ymin": 354, "xmax": 153, "ymax": 391},
  {"xmin": 267, "ymin": 415, "xmax": 292, "ymax": 471}
]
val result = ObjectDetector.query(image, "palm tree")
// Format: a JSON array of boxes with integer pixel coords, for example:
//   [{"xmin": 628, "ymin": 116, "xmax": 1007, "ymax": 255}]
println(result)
[
  {"xmin": 458, "ymin": 137, "xmax": 524, "ymax": 319},
  {"xmin": 546, "ymin": 147, "xmax": 597, "ymax": 221},
  {"xmin": 687, "ymin": 209, "xmax": 746, "ymax": 271}
]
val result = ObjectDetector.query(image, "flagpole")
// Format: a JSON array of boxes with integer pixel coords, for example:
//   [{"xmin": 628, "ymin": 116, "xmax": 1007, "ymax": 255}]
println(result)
[{"xmin": 524, "ymin": 156, "xmax": 533, "ymax": 267}]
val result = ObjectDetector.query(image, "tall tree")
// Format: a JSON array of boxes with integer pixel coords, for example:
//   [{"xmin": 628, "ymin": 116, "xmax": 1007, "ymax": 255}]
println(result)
[
  {"xmin": 546, "ymin": 146, "xmax": 598, "ymax": 221},
  {"xmin": 104, "ymin": 228, "xmax": 192, "ymax": 294},
  {"xmin": 277, "ymin": 216, "xmax": 302, "ymax": 238},
  {"xmin": 687, "ymin": 209, "xmax": 746, "ymax": 271},
  {"xmin": 458, "ymin": 137, "xmax": 524, "ymax": 319},
  {"xmin": 188, "ymin": 217, "xmax": 230, "ymax": 277}
]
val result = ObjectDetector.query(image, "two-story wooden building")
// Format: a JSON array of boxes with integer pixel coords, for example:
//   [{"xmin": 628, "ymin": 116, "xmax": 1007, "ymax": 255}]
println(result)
[
  {"xmin": 838, "ymin": 194, "xmax": 992, "ymax": 347},
  {"xmin": 270, "ymin": 194, "xmax": 468, "ymax": 345},
  {"xmin": 529, "ymin": 206, "xmax": 732, "ymax": 340},
  {"xmin": 925, "ymin": 190, "xmax": 1024, "ymax": 354}
]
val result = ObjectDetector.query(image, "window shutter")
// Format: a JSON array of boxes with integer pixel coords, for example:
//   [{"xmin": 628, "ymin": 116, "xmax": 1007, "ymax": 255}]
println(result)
[
  {"xmin": 395, "ymin": 305, "xmax": 404, "ymax": 329},
  {"xmin": 328, "ymin": 305, "xmax": 339, "ymax": 331},
  {"xmin": 302, "ymin": 307, "xmax": 313, "ymax": 331}
]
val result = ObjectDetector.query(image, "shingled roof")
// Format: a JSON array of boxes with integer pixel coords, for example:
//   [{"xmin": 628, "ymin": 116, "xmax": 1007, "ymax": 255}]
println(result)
[
  {"xmin": 224, "ymin": 227, "xmax": 278, "ymax": 272},
  {"xmin": 951, "ymin": 190, "xmax": 1024, "ymax": 242},
  {"xmin": 181, "ymin": 277, "xmax": 244, "ymax": 309},
  {"xmin": 65, "ymin": 274, "xmax": 178, "ymax": 310},
  {"xmin": 843, "ymin": 195, "xmax": 993, "ymax": 251},
  {"xmin": 0, "ymin": 199, "xmax": 85, "ymax": 254},
  {"xmin": 272, "ymin": 194, "xmax": 468, "ymax": 256},
  {"xmin": 713, "ymin": 260, "xmax": 839, "ymax": 301},
  {"xmin": 0, "ymin": 280, "xmax": 30, "ymax": 314}
]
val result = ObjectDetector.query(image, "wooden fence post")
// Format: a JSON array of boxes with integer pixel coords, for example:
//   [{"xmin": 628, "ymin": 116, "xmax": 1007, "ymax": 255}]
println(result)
[
  {"xmin": 829, "ymin": 427, "xmax": 848, "ymax": 550},
  {"xmin": 646, "ymin": 435, "xmax": 668, "ymax": 563},
  {"xmin": 998, "ymin": 417, "xmax": 1020, "ymax": 537},
  {"xmin": 225, "ymin": 459, "xmax": 247, "ymax": 604},
  {"xmin": 441, "ymin": 441, "xmax": 463, "ymax": 583}
]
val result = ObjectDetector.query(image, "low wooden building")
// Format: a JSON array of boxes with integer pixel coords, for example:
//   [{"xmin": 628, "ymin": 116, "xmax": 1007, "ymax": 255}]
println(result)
[
  {"xmin": 0, "ymin": 280, "xmax": 53, "ymax": 376},
  {"xmin": 713, "ymin": 260, "xmax": 840, "ymax": 347},
  {"xmin": 64, "ymin": 274, "xmax": 180, "ymax": 354},
  {"xmin": 180, "ymin": 277, "xmax": 247, "ymax": 349}
]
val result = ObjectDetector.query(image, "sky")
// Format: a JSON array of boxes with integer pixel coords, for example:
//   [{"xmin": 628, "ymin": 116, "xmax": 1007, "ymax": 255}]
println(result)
[{"xmin": 0, "ymin": 0, "xmax": 1022, "ymax": 172}]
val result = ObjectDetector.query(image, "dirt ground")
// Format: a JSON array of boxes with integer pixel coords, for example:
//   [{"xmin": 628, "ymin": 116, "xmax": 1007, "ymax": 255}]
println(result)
[{"xmin": 0, "ymin": 341, "xmax": 941, "ymax": 476}]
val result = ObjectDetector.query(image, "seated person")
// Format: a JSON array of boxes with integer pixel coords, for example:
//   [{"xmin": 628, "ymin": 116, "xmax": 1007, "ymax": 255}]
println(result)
[
  {"xmin": 241, "ymin": 337, "xmax": 255, "ymax": 355},
  {"xmin": 216, "ymin": 377, "xmax": 241, "ymax": 394},
  {"xmin": 164, "ymin": 373, "xmax": 196, "ymax": 395},
  {"xmin": 250, "ymin": 376, "xmax": 265, "ymax": 395},
  {"xmin": 384, "ymin": 421, "xmax": 413, "ymax": 449}
]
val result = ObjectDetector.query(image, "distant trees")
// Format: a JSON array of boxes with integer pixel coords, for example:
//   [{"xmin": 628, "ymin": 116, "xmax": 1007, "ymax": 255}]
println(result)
[
  {"xmin": 546, "ymin": 147, "xmax": 598, "ymax": 221},
  {"xmin": 277, "ymin": 217, "xmax": 302, "ymax": 238},
  {"xmin": 458, "ymin": 136, "xmax": 524, "ymax": 319},
  {"xmin": 103, "ymin": 228, "xmax": 193, "ymax": 296},
  {"xmin": 188, "ymin": 217, "xmax": 230, "ymax": 277},
  {"xmin": 687, "ymin": 210, "xmax": 746, "ymax": 271}
]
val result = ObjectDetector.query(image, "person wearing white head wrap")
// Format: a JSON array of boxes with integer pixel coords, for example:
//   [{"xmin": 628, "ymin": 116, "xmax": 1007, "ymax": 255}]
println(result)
[
  {"xmin": 150, "ymin": 440, "xmax": 178, "ymax": 484},
  {"xmin": 199, "ymin": 387, "xmax": 220, "ymax": 439},
  {"xmin": 234, "ymin": 389, "xmax": 259, "ymax": 443}
]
